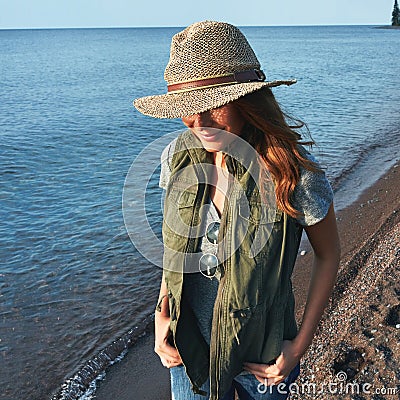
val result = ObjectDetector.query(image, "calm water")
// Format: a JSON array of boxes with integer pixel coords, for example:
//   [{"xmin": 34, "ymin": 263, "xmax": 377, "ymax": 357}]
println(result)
[{"xmin": 0, "ymin": 26, "xmax": 399, "ymax": 400}]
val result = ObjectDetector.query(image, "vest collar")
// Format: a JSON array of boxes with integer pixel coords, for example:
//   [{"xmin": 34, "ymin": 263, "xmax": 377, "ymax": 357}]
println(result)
[{"xmin": 179, "ymin": 125, "xmax": 259, "ymax": 183}]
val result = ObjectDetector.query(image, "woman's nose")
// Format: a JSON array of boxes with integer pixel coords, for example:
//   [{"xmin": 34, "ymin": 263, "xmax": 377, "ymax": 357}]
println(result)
[{"xmin": 184, "ymin": 112, "xmax": 210, "ymax": 128}]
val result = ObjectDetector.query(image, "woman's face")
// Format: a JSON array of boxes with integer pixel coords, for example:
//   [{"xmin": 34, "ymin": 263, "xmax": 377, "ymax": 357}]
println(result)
[{"xmin": 182, "ymin": 103, "xmax": 245, "ymax": 152}]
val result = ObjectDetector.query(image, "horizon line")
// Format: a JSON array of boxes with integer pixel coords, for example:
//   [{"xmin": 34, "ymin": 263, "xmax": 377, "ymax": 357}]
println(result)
[{"xmin": 0, "ymin": 22, "xmax": 391, "ymax": 31}]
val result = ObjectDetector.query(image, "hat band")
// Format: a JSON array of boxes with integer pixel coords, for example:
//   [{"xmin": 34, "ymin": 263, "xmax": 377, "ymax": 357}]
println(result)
[{"xmin": 167, "ymin": 69, "xmax": 266, "ymax": 93}]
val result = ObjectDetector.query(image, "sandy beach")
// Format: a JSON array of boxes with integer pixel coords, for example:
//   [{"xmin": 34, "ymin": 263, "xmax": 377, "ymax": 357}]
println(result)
[{"xmin": 94, "ymin": 163, "xmax": 399, "ymax": 400}]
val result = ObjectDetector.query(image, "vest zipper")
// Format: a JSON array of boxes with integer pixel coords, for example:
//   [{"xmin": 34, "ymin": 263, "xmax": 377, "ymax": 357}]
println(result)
[{"xmin": 210, "ymin": 178, "xmax": 232, "ymax": 399}]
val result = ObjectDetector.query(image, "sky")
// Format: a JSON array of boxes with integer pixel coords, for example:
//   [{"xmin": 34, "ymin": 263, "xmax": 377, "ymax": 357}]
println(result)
[{"xmin": 0, "ymin": 0, "xmax": 396, "ymax": 29}]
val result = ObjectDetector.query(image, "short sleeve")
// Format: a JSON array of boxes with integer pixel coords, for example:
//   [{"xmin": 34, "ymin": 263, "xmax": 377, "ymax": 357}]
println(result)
[
  {"xmin": 159, "ymin": 139, "xmax": 176, "ymax": 190},
  {"xmin": 292, "ymin": 153, "xmax": 334, "ymax": 226}
]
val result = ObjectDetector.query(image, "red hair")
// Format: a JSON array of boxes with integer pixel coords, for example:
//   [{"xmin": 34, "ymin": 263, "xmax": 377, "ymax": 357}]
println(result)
[{"xmin": 234, "ymin": 88, "xmax": 320, "ymax": 218}]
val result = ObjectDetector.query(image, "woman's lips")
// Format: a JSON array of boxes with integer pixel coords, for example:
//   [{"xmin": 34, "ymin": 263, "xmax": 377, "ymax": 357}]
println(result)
[{"xmin": 196, "ymin": 129, "xmax": 222, "ymax": 141}]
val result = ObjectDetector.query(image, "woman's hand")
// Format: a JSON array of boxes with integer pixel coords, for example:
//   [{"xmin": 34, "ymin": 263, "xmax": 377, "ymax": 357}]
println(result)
[
  {"xmin": 243, "ymin": 339, "xmax": 301, "ymax": 385},
  {"xmin": 154, "ymin": 310, "xmax": 183, "ymax": 368}
]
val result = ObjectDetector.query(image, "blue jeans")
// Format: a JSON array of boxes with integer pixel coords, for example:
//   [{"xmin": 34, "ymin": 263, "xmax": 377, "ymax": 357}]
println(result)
[{"xmin": 170, "ymin": 363, "xmax": 300, "ymax": 400}]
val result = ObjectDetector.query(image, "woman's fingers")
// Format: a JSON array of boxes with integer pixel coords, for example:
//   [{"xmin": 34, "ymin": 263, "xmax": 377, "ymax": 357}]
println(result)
[
  {"xmin": 244, "ymin": 340, "xmax": 301, "ymax": 382},
  {"xmin": 154, "ymin": 313, "xmax": 183, "ymax": 367},
  {"xmin": 254, "ymin": 374, "xmax": 285, "ymax": 386},
  {"xmin": 160, "ymin": 358, "xmax": 183, "ymax": 368},
  {"xmin": 155, "ymin": 341, "xmax": 183, "ymax": 368},
  {"xmin": 243, "ymin": 362, "xmax": 285, "ymax": 382},
  {"xmin": 155, "ymin": 342, "xmax": 181, "ymax": 361},
  {"xmin": 244, "ymin": 362, "xmax": 281, "ymax": 376}
]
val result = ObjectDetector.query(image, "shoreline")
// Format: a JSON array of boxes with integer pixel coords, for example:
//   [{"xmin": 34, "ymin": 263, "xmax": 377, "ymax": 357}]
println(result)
[{"xmin": 93, "ymin": 162, "xmax": 399, "ymax": 400}]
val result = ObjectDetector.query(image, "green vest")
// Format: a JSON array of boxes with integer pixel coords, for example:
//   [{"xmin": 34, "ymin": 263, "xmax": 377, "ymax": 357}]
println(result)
[{"xmin": 162, "ymin": 129, "xmax": 303, "ymax": 399}]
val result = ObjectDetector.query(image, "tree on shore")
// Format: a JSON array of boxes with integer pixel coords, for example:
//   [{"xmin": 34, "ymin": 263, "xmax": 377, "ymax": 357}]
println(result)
[{"xmin": 392, "ymin": 0, "xmax": 400, "ymax": 26}]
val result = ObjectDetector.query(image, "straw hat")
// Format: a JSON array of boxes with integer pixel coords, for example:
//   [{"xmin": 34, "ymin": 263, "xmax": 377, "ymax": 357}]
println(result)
[{"xmin": 133, "ymin": 20, "xmax": 296, "ymax": 119}]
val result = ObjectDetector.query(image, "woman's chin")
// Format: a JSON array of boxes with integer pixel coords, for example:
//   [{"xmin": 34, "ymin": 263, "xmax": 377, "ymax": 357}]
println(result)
[
  {"xmin": 200, "ymin": 140, "xmax": 225, "ymax": 152},
  {"xmin": 191, "ymin": 130, "xmax": 233, "ymax": 152}
]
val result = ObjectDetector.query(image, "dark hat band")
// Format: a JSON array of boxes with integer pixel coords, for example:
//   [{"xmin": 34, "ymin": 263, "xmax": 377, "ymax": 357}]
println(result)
[{"xmin": 167, "ymin": 69, "xmax": 266, "ymax": 93}]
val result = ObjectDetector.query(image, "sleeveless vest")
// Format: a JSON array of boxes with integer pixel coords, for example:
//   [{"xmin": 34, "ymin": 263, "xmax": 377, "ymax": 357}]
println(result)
[{"xmin": 161, "ymin": 129, "xmax": 303, "ymax": 399}]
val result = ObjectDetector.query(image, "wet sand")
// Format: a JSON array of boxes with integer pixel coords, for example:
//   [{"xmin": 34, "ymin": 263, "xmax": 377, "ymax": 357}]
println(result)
[{"xmin": 94, "ymin": 163, "xmax": 399, "ymax": 400}]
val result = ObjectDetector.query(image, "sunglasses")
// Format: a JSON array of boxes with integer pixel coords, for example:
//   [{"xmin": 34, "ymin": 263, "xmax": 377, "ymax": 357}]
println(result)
[{"xmin": 199, "ymin": 221, "xmax": 221, "ymax": 279}]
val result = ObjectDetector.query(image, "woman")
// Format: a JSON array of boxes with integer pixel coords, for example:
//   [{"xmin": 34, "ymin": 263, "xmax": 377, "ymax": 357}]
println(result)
[{"xmin": 134, "ymin": 21, "xmax": 340, "ymax": 400}]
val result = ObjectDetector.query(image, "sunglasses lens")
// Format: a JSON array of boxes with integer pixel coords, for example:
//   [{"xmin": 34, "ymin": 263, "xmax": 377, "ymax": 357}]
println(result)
[
  {"xmin": 206, "ymin": 221, "xmax": 220, "ymax": 244},
  {"xmin": 199, "ymin": 254, "xmax": 219, "ymax": 278}
]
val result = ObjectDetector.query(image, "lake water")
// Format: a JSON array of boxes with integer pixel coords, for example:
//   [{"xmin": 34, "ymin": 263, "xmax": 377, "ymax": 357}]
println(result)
[{"xmin": 0, "ymin": 25, "xmax": 399, "ymax": 400}]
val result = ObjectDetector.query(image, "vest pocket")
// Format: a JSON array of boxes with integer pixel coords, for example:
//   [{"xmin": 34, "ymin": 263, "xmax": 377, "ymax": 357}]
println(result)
[
  {"xmin": 229, "ymin": 304, "xmax": 263, "ymax": 348},
  {"xmin": 230, "ymin": 303, "xmax": 284, "ymax": 364},
  {"xmin": 236, "ymin": 201, "xmax": 283, "ymax": 258},
  {"xmin": 238, "ymin": 200, "xmax": 282, "ymax": 224},
  {"xmin": 164, "ymin": 186, "xmax": 197, "ymax": 239}
]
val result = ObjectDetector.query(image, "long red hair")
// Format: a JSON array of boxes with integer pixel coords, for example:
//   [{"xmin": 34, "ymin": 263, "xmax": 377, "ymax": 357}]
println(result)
[{"xmin": 233, "ymin": 87, "xmax": 320, "ymax": 218}]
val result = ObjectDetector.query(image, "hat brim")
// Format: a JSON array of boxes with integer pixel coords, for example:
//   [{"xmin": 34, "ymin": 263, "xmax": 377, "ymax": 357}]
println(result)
[{"xmin": 133, "ymin": 80, "xmax": 296, "ymax": 119}]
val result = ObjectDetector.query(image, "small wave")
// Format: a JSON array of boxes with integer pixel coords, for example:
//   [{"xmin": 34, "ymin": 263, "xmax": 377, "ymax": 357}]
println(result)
[
  {"xmin": 50, "ymin": 315, "xmax": 154, "ymax": 400},
  {"xmin": 330, "ymin": 142, "xmax": 381, "ymax": 191},
  {"xmin": 330, "ymin": 126, "xmax": 400, "ymax": 192},
  {"xmin": 330, "ymin": 126, "xmax": 400, "ymax": 211}
]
